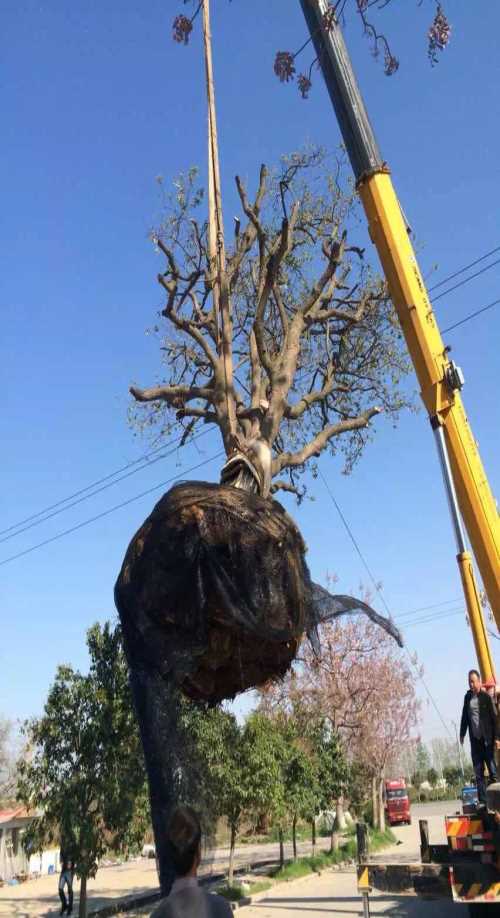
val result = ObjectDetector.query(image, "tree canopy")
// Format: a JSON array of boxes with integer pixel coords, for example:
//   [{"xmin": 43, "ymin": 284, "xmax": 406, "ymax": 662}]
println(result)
[
  {"xmin": 130, "ymin": 151, "xmax": 412, "ymax": 498},
  {"xmin": 17, "ymin": 623, "xmax": 149, "ymax": 918}
]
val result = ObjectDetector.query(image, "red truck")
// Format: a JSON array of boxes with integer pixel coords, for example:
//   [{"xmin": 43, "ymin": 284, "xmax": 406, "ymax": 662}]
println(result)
[{"xmin": 384, "ymin": 779, "xmax": 411, "ymax": 826}]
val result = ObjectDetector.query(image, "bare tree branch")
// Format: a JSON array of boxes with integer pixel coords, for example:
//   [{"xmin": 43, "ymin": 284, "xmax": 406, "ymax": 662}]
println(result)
[
  {"xmin": 272, "ymin": 406, "xmax": 382, "ymax": 474},
  {"xmin": 130, "ymin": 383, "xmax": 214, "ymax": 405},
  {"xmin": 270, "ymin": 480, "xmax": 306, "ymax": 503},
  {"xmin": 132, "ymin": 152, "xmax": 413, "ymax": 491}
]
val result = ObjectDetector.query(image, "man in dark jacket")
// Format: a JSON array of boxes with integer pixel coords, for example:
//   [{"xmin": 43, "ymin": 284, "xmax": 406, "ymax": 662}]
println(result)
[
  {"xmin": 460, "ymin": 669, "xmax": 500, "ymax": 804},
  {"xmin": 151, "ymin": 806, "xmax": 232, "ymax": 918}
]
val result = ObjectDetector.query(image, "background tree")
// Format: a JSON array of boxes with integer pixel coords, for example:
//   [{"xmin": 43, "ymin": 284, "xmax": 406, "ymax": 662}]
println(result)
[
  {"xmin": 265, "ymin": 713, "xmax": 319, "ymax": 861},
  {"xmin": 130, "ymin": 150, "xmax": 412, "ymax": 499},
  {"xmin": 182, "ymin": 705, "xmax": 246, "ymax": 886},
  {"xmin": 173, "ymin": 1, "xmax": 452, "ymax": 95},
  {"xmin": 242, "ymin": 713, "xmax": 287, "ymax": 868},
  {"xmin": 413, "ymin": 740, "xmax": 431, "ymax": 786},
  {"xmin": 313, "ymin": 719, "xmax": 349, "ymax": 850},
  {"xmin": 426, "ymin": 767, "xmax": 439, "ymax": 787},
  {"xmin": 443, "ymin": 765, "xmax": 462, "ymax": 786},
  {"xmin": 259, "ymin": 616, "xmax": 420, "ymax": 829},
  {"xmin": 0, "ymin": 717, "xmax": 20, "ymax": 806},
  {"xmin": 17, "ymin": 623, "xmax": 149, "ymax": 918}
]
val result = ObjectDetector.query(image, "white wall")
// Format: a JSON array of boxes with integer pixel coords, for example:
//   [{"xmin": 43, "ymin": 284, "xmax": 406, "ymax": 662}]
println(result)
[{"xmin": 28, "ymin": 847, "xmax": 60, "ymax": 876}]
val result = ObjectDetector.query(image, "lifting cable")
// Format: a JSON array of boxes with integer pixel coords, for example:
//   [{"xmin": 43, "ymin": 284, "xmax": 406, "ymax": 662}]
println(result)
[{"xmin": 202, "ymin": 0, "xmax": 237, "ymax": 440}]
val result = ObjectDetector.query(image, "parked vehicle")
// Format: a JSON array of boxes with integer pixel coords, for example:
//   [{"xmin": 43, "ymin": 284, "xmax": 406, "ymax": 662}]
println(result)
[
  {"xmin": 461, "ymin": 784, "xmax": 479, "ymax": 815},
  {"xmin": 384, "ymin": 779, "xmax": 411, "ymax": 826}
]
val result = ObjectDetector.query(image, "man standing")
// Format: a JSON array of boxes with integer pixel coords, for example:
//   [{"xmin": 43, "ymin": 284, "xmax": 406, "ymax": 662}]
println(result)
[
  {"xmin": 151, "ymin": 806, "xmax": 232, "ymax": 918},
  {"xmin": 58, "ymin": 855, "xmax": 74, "ymax": 916},
  {"xmin": 460, "ymin": 669, "xmax": 500, "ymax": 805}
]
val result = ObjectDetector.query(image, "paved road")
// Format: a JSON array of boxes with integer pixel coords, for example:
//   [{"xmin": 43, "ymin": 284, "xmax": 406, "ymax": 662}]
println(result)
[
  {"xmin": 241, "ymin": 867, "xmax": 465, "ymax": 918},
  {"xmin": 371, "ymin": 799, "xmax": 455, "ymax": 862},
  {"xmin": 0, "ymin": 801, "xmax": 464, "ymax": 917}
]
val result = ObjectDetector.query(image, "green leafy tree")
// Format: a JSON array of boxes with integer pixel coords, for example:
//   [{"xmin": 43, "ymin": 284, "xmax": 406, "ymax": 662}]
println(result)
[
  {"xmin": 313, "ymin": 720, "xmax": 349, "ymax": 851},
  {"xmin": 426, "ymin": 767, "xmax": 439, "ymax": 787},
  {"xmin": 443, "ymin": 765, "xmax": 462, "ymax": 786},
  {"xmin": 17, "ymin": 623, "xmax": 149, "ymax": 918},
  {"xmin": 271, "ymin": 717, "xmax": 318, "ymax": 861},
  {"xmin": 242, "ymin": 713, "xmax": 287, "ymax": 868},
  {"xmin": 413, "ymin": 741, "xmax": 431, "ymax": 785},
  {"xmin": 182, "ymin": 705, "xmax": 246, "ymax": 886}
]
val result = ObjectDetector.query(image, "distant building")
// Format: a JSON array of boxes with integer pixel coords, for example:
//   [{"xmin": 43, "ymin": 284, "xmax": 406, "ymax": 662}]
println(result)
[{"xmin": 0, "ymin": 808, "xmax": 59, "ymax": 882}]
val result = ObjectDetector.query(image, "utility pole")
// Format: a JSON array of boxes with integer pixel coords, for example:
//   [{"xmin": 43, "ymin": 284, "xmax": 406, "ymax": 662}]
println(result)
[{"xmin": 451, "ymin": 719, "xmax": 465, "ymax": 781}]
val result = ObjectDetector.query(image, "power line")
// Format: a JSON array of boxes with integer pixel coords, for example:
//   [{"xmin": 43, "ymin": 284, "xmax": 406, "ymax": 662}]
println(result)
[
  {"xmin": 403, "ymin": 609, "xmax": 465, "ymax": 629},
  {"xmin": 0, "ymin": 451, "xmax": 224, "ymax": 569},
  {"xmin": 0, "ymin": 428, "xmax": 212, "ymax": 546},
  {"xmin": 442, "ymin": 296, "xmax": 500, "ymax": 334},
  {"xmin": 429, "ymin": 247, "xmax": 500, "ymax": 294},
  {"xmin": 318, "ymin": 469, "xmax": 387, "ymax": 612},
  {"xmin": 4, "ymin": 250, "xmax": 498, "ymax": 542},
  {"xmin": 0, "ymin": 431, "xmax": 201, "ymax": 539},
  {"xmin": 318, "ymin": 468, "xmax": 453, "ymax": 738},
  {"xmin": 432, "ymin": 258, "xmax": 500, "ymax": 303},
  {"xmin": 394, "ymin": 597, "xmax": 462, "ymax": 620}
]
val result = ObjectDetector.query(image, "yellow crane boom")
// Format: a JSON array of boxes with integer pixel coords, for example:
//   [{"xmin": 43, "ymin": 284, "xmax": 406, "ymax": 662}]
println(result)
[{"xmin": 300, "ymin": 0, "xmax": 500, "ymax": 679}]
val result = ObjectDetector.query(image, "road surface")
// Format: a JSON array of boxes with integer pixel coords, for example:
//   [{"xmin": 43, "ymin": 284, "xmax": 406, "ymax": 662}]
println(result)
[{"xmin": 0, "ymin": 801, "xmax": 465, "ymax": 916}]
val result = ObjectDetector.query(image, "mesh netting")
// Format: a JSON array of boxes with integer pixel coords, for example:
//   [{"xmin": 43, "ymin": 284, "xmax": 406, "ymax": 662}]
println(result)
[
  {"xmin": 115, "ymin": 481, "xmax": 401, "ymax": 704},
  {"xmin": 115, "ymin": 480, "xmax": 402, "ymax": 894}
]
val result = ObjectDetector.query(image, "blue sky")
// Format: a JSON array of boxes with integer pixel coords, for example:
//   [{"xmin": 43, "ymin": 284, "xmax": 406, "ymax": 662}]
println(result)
[{"xmin": 2, "ymin": 1, "xmax": 499, "ymax": 748}]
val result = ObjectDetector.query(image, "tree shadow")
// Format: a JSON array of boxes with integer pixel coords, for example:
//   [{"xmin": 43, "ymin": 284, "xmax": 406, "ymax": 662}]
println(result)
[
  {"xmin": 249, "ymin": 893, "xmax": 466, "ymax": 915},
  {"xmin": 0, "ymin": 885, "xmax": 160, "ymax": 917}
]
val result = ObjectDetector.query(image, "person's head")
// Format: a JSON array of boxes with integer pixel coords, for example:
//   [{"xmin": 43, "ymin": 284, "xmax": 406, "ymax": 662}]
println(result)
[
  {"xmin": 167, "ymin": 806, "xmax": 202, "ymax": 877},
  {"xmin": 468, "ymin": 669, "xmax": 481, "ymax": 694}
]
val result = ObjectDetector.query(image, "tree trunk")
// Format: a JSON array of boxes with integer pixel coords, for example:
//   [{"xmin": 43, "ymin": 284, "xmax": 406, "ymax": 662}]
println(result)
[
  {"xmin": 311, "ymin": 818, "xmax": 316, "ymax": 857},
  {"xmin": 279, "ymin": 827, "xmax": 285, "ymax": 870},
  {"xmin": 372, "ymin": 774, "xmax": 379, "ymax": 829},
  {"xmin": 378, "ymin": 776, "xmax": 386, "ymax": 832},
  {"xmin": 292, "ymin": 815, "xmax": 297, "ymax": 861},
  {"xmin": 78, "ymin": 874, "xmax": 87, "ymax": 918},
  {"xmin": 335, "ymin": 797, "xmax": 346, "ymax": 831},
  {"xmin": 330, "ymin": 830, "xmax": 339, "ymax": 854},
  {"xmin": 228, "ymin": 823, "xmax": 236, "ymax": 887},
  {"xmin": 256, "ymin": 812, "xmax": 268, "ymax": 834}
]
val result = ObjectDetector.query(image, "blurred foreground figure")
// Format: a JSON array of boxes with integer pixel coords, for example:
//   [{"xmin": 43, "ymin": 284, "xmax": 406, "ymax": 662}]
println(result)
[{"xmin": 151, "ymin": 805, "xmax": 231, "ymax": 918}]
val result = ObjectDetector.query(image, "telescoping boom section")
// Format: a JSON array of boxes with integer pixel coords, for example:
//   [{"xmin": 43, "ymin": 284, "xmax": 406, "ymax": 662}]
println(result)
[{"xmin": 300, "ymin": 0, "xmax": 500, "ymax": 675}]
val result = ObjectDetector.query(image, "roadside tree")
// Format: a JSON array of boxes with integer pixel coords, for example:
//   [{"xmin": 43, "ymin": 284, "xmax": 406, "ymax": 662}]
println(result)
[
  {"xmin": 259, "ymin": 617, "xmax": 419, "ymax": 830},
  {"xmin": 17, "ymin": 623, "xmax": 149, "ymax": 918},
  {"xmin": 242, "ymin": 713, "xmax": 287, "ymax": 869}
]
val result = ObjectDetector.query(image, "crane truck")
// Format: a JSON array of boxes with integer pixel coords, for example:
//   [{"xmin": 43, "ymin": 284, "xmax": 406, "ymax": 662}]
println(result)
[{"xmin": 298, "ymin": 1, "xmax": 500, "ymax": 913}]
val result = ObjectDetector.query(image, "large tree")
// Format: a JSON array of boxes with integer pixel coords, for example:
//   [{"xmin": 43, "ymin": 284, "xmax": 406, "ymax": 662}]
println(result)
[
  {"xmin": 17, "ymin": 623, "xmax": 149, "ymax": 918},
  {"xmin": 130, "ymin": 151, "xmax": 411, "ymax": 498}
]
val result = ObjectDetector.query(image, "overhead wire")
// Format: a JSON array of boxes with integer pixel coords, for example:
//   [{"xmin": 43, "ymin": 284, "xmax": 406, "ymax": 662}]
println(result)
[
  {"xmin": 393, "ymin": 597, "xmax": 462, "ymax": 619},
  {"xmin": 0, "ymin": 430, "xmax": 207, "ymax": 538},
  {"xmin": 428, "ymin": 244, "xmax": 500, "ymax": 292},
  {"xmin": 318, "ymin": 467, "xmax": 453, "ymax": 738},
  {"xmin": 0, "ymin": 427, "xmax": 212, "ymax": 545},
  {"xmin": 3, "ymin": 245, "xmax": 498, "ymax": 543},
  {"xmin": 0, "ymin": 451, "xmax": 224, "ymax": 569},
  {"xmin": 431, "ymin": 257, "xmax": 500, "ymax": 302},
  {"xmin": 402, "ymin": 609, "xmax": 465, "ymax": 629},
  {"xmin": 442, "ymin": 296, "xmax": 500, "ymax": 334}
]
